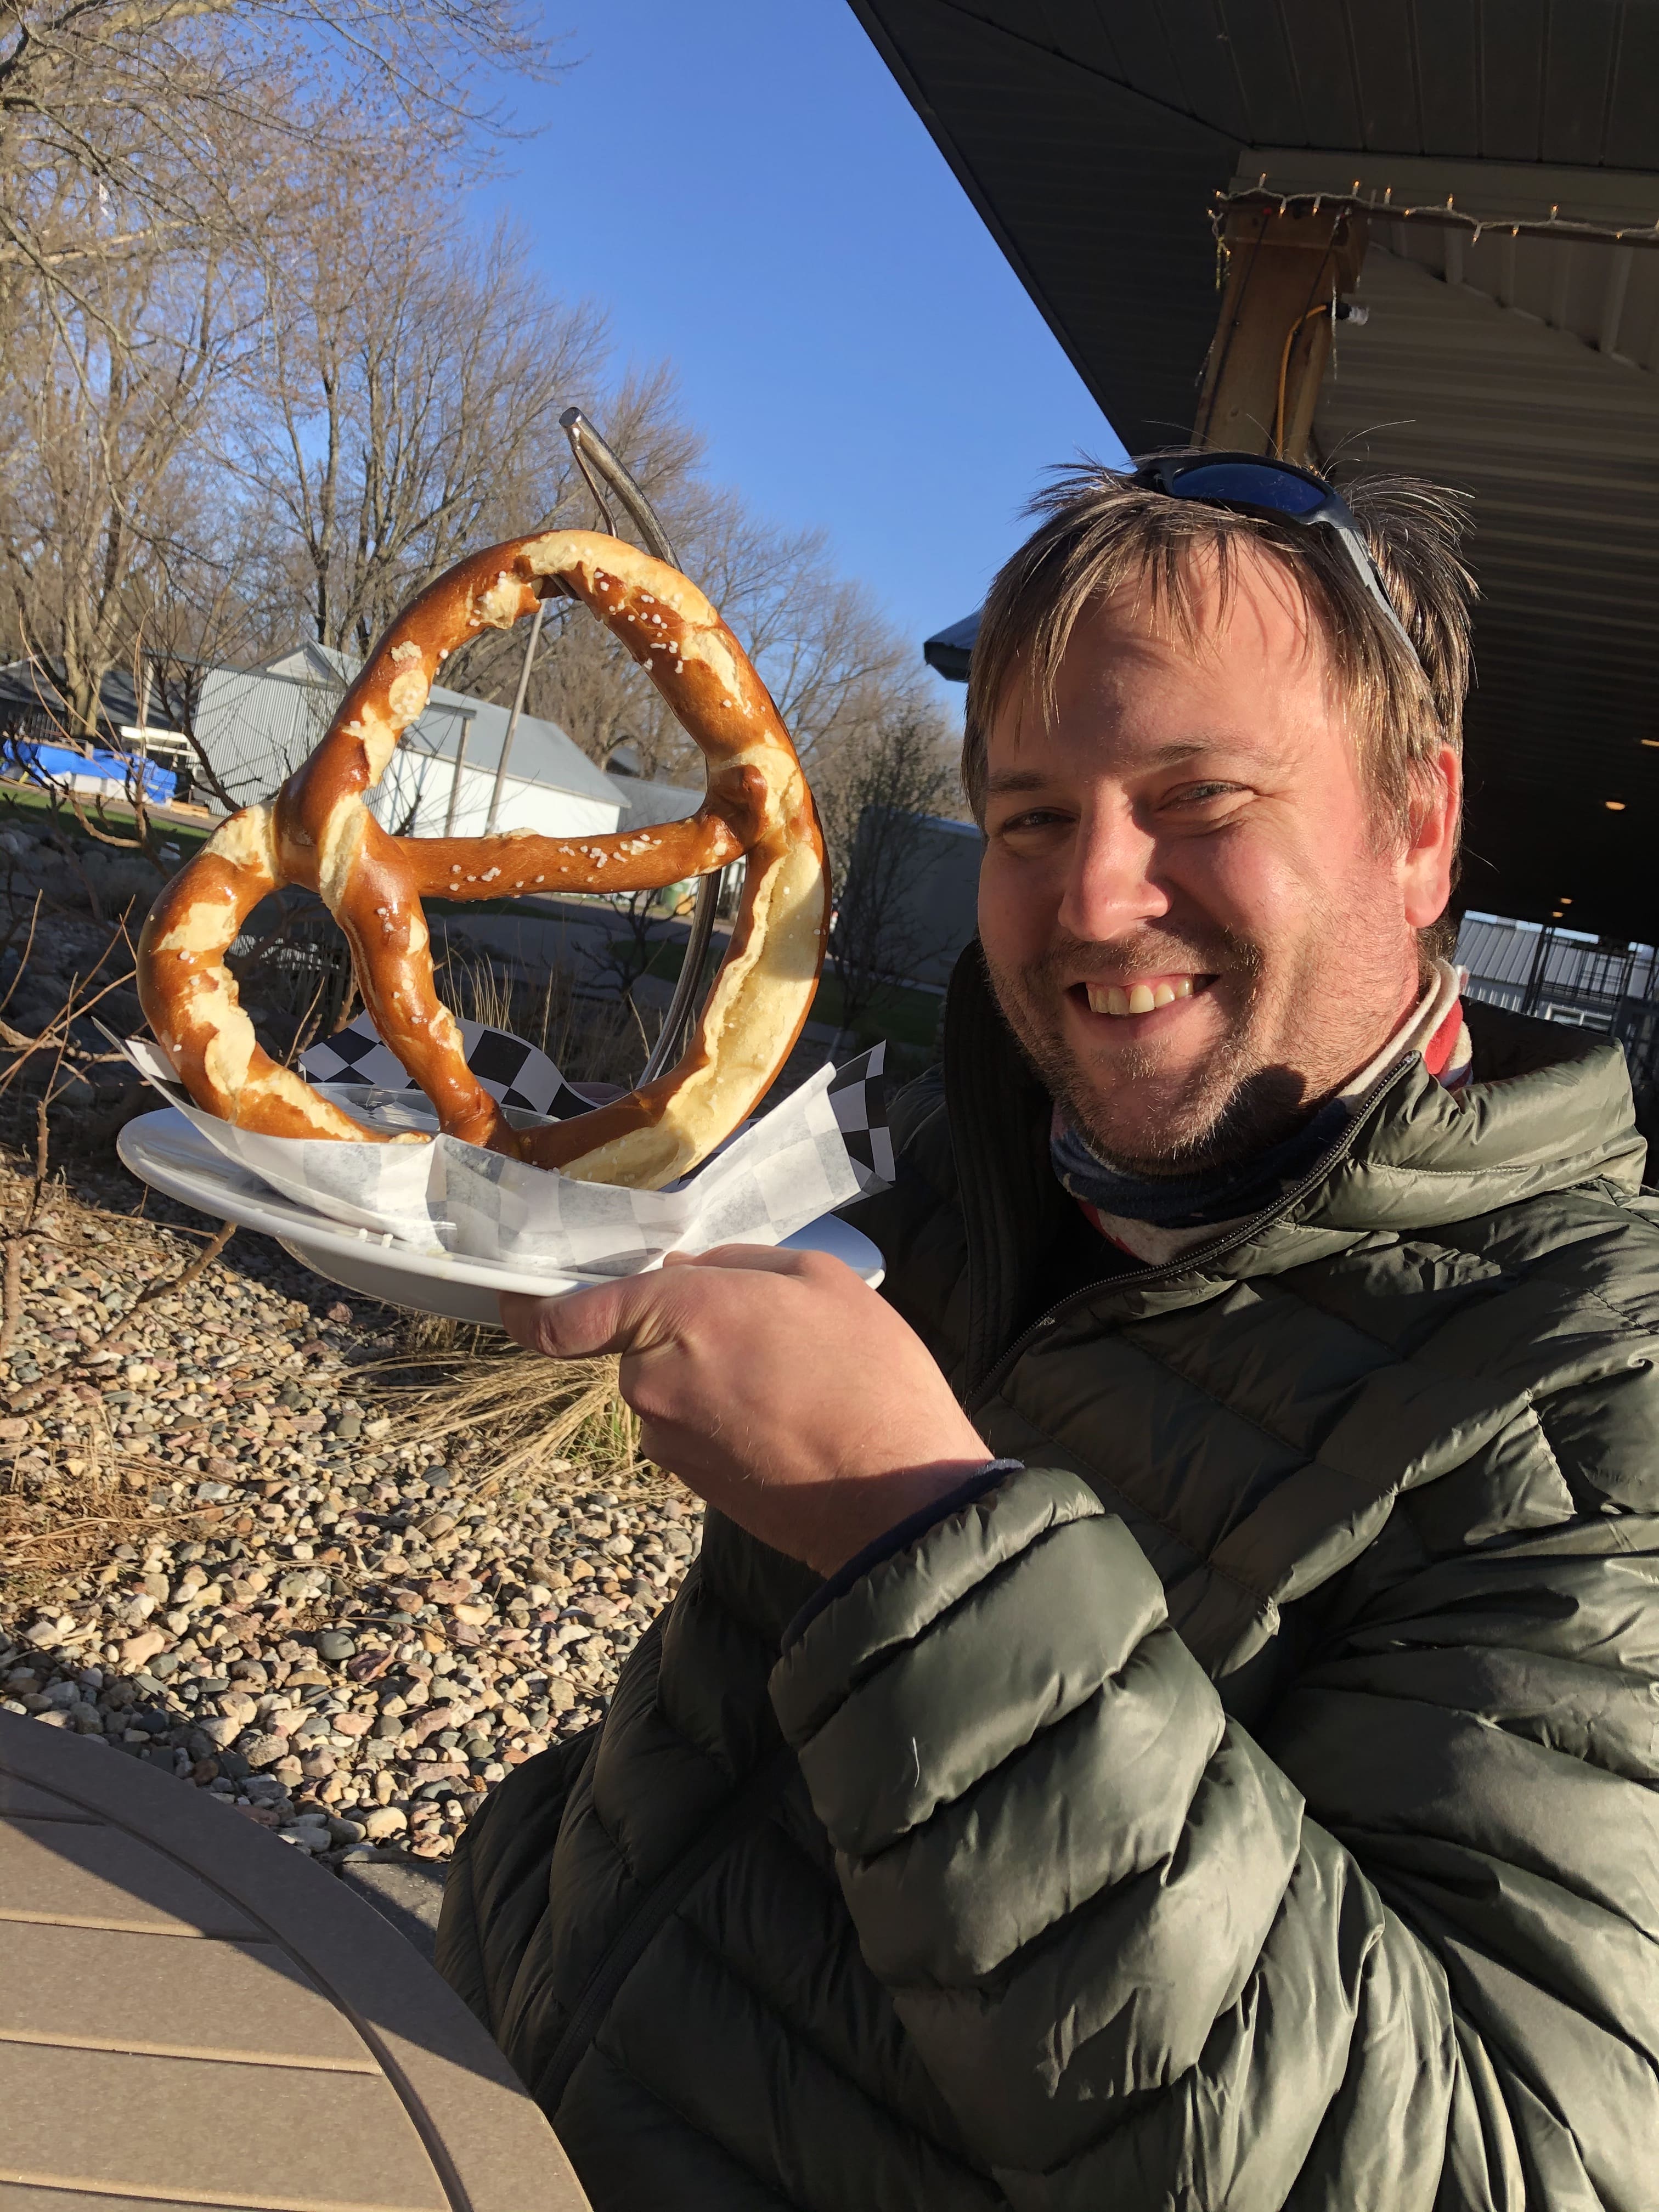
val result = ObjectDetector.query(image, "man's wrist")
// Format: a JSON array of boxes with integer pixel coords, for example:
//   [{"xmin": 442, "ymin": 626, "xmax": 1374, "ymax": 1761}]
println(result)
[
  {"xmin": 809, "ymin": 1458, "xmax": 1002, "ymax": 1575},
  {"xmin": 785, "ymin": 1459, "xmax": 1024, "ymax": 1646}
]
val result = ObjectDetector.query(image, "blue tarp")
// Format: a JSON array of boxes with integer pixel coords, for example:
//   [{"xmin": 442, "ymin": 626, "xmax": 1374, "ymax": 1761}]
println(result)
[{"xmin": 5, "ymin": 740, "xmax": 174, "ymax": 804}]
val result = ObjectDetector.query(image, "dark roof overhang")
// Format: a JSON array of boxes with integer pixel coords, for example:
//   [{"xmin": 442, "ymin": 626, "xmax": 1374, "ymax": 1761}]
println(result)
[{"xmin": 852, "ymin": 2, "xmax": 1659, "ymax": 943}]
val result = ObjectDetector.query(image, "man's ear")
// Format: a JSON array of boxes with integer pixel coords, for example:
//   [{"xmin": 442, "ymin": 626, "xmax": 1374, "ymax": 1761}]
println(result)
[{"xmin": 1401, "ymin": 744, "xmax": 1462, "ymax": 931}]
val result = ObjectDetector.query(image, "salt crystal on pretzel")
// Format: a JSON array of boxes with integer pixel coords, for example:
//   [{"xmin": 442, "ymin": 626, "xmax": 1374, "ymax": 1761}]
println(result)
[{"xmin": 137, "ymin": 532, "xmax": 831, "ymax": 1190}]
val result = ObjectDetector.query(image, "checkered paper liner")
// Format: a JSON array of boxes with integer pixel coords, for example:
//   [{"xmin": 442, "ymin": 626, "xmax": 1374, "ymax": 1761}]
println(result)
[
  {"xmin": 301, "ymin": 1011, "xmax": 595, "ymax": 1122},
  {"xmin": 117, "ymin": 1020, "xmax": 893, "ymax": 1278}
]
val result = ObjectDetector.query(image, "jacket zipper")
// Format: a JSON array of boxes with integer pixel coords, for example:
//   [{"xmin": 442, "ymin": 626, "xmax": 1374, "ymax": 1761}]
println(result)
[{"xmin": 964, "ymin": 1055, "xmax": 1419, "ymax": 1417}]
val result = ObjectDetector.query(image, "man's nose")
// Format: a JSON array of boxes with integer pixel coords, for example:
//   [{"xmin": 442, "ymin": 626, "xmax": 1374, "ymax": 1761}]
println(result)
[{"xmin": 1057, "ymin": 808, "xmax": 1169, "ymax": 940}]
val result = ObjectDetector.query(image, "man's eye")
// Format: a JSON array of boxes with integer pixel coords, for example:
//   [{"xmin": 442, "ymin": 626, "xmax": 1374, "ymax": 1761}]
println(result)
[
  {"xmin": 997, "ymin": 808, "xmax": 1071, "ymax": 834},
  {"xmin": 1165, "ymin": 781, "xmax": 1243, "ymax": 810}
]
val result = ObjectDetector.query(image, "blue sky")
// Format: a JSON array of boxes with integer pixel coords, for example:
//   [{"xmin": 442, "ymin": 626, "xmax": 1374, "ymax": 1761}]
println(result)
[{"xmin": 478, "ymin": 1, "xmax": 1125, "ymax": 708}]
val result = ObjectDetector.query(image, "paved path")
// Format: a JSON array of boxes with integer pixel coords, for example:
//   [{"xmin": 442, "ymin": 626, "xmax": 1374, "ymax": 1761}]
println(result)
[{"xmin": 0, "ymin": 1712, "xmax": 589, "ymax": 2212}]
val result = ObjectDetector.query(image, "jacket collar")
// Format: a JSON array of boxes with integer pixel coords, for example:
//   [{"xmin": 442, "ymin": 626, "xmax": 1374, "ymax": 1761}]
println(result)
[{"xmin": 943, "ymin": 944, "xmax": 1647, "ymax": 1395}]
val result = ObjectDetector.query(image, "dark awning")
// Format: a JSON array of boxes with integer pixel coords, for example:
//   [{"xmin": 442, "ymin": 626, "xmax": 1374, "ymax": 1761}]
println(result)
[
  {"xmin": 850, "ymin": 2, "xmax": 1659, "ymax": 944},
  {"xmin": 923, "ymin": 611, "xmax": 980, "ymax": 684}
]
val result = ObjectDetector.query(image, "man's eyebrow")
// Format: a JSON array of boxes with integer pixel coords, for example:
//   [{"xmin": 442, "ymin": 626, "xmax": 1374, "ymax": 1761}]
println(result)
[{"xmin": 985, "ymin": 742, "xmax": 1234, "ymax": 798}]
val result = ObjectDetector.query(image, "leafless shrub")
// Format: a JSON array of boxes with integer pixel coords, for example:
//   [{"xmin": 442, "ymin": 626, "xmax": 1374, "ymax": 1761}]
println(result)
[{"xmin": 0, "ymin": 898, "xmax": 145, "ymax": 1150}]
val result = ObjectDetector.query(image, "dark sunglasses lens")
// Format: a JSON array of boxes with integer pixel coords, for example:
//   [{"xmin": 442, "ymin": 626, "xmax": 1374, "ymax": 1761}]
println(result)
[{"xmin": 1167, "ymin": 462, "xmax": 1327, "ymax": 516}]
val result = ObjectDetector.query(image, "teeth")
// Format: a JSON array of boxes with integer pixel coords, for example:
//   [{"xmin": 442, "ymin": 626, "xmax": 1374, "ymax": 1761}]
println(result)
[{"xmin": 1084, "ymin": 976, "xmax": 1198, "ymax": 1017}]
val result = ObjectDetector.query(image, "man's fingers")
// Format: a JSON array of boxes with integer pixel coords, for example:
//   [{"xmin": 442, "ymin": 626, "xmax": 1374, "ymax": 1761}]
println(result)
[
  {"xmin": 499, "ymin": 1276, "xmax": 684, "ymax": 1361},
  {"xmin": 500, "ymin": 1246, "xmax": 857, "ymax": 1370},
  {"xmin": 661, "ymin": 1243, "xmax": 854, "ymax": 1282}
]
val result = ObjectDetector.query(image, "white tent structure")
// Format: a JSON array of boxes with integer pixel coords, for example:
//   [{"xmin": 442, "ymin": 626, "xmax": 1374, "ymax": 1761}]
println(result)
[{"xmin": 195, "ymin": 645, "xmax": 623, "ymax": 841}]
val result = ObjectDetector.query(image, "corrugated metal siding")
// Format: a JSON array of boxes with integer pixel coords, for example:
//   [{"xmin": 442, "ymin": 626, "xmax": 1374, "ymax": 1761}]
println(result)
[
  {"xmin": 849, "ymin": 0, "xmax": 1659, "ymax": 450},
  {"xmin": 193, "ymin": 661, "xmax": 620, "ymax": 821},
  {"xmin": 195, "ymin": 668, "xmax": 330, "ymax": 806}
]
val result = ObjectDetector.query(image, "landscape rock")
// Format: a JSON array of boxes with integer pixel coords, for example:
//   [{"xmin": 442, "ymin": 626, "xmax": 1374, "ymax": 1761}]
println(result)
[
  {"xmin": 339, "ymin": 1853, "xmax": 448, "ymax": 1962},
  {"xmin": 0, "ymin": 1155, "xmax": 695, "ymax": 1871}
]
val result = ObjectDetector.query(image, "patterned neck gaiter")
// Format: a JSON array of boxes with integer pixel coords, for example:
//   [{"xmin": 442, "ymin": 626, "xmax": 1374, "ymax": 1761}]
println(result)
[{"xmin": 1051, "ymin": 961, "xmax": 1473, "ymax": 1266}]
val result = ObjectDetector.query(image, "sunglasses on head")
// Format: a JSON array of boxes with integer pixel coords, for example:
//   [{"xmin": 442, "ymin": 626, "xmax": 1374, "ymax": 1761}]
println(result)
[{"xmin": 1131, "ymin": 452, "xmax": 1423, "ymax": 672}]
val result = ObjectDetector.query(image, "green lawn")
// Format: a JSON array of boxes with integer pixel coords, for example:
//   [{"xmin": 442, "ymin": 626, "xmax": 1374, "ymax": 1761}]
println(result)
[{"xmin": 0, "ymin": 777, "xmax": 216, "ymax": 857}]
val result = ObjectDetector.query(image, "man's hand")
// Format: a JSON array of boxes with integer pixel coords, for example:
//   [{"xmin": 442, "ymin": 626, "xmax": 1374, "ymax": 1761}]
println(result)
[{"xmin": 500, "ymin": 1247, "xmax": 992, "ymax": 1576}]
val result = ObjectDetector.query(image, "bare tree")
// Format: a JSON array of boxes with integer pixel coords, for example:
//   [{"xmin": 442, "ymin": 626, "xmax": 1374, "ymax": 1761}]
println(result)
[
  {"xmin": 0, "ymin": 2, "xmax": 555, "ymax": 283},
  {"xmin": 0, "ymin": 0, "xmax": 951, "ymax": 872},
  {"xmin": 522, "ymin": 408, "xmax": 928, "ymax": 791},
  {"xmin": 0, "ymin": 220, "xmax": 257, "ymax": 735},
  {"xmin": 816, "ymin": 712, "xmax": 965, "ymax": 1036},
  {"xmin": 0, "ymin": 0, "xmax": 561, "ymax": 726},
  {"xmin": 237, "ymin": 163, "xmax": 610, "ymax": 658}
]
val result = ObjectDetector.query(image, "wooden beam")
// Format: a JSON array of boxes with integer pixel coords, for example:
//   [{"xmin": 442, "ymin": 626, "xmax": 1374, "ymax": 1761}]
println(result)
[{"xmin": 1193, "ymin": 204, "xmax": 1368, "ymax": 460}]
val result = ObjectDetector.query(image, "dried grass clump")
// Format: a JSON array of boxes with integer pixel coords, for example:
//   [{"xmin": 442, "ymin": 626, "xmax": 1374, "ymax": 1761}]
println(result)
[
  {"xmin": 0, "ymin": 1397, "xmax": 194, "ymax": 1611},
  {"xmin": 382, "ymin": 1330, "xmax": 648, "ymax": 1500},
  {"xmin": 433, "ymin": 946, "xmax": 654, "ymax": 1096},
  {"xmin": 0, "ymin": 1150, "xmax": 225, "ymax": 1612}
]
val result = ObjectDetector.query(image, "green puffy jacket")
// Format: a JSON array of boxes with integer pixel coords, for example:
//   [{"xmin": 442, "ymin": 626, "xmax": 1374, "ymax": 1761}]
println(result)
[{"xmin": 439, "ymin": 950, "xmax": 1659, "ymax": 2209}]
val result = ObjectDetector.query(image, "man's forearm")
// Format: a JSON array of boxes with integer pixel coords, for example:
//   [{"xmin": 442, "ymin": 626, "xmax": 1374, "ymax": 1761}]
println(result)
[{"xmin": 769, "ymin": 1463, "xmax": 1458, "ymax": 2204}]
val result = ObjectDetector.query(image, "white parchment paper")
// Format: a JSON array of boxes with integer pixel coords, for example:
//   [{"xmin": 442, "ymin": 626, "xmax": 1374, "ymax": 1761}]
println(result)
[{"xmin": 120, "ymin": 1033, "xmax": 891, "ymax": 1277}]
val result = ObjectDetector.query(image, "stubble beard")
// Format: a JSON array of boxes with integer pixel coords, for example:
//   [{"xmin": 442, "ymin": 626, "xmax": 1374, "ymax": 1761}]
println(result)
[{"xmin": 984, "ymin": 928, "xmax": 1317, "ymax": 1177}]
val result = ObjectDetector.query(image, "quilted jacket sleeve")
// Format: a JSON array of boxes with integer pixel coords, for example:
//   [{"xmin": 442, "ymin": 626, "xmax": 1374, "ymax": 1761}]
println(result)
[{"xmin": 768, "ymin": 1463, "xmax": 1659, "ymax": 2209}]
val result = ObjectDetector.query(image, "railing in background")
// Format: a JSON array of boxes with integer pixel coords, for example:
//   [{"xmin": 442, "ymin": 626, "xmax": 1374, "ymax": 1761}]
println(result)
[{"xmin": 1455, "ymin": 913, "xmax": 1659, "ymax": 1085}]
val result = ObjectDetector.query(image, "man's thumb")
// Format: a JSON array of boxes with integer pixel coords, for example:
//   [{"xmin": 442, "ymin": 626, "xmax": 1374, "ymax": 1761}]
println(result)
[{"xmin": 499, "ymin": 1277, "xmax": 670, "ymax": 1360}]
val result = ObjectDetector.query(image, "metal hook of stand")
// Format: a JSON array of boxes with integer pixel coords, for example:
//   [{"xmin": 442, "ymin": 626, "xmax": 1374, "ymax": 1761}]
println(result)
[{"xmin": 558, "ymin": 407, "xmax": 721, "ymax": 1086}]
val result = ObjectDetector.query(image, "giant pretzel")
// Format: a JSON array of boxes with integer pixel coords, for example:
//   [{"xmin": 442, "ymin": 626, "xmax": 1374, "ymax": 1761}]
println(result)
[{"xmin": 137, "ymin": 533, "xmax": 830, "ymax": 1189}]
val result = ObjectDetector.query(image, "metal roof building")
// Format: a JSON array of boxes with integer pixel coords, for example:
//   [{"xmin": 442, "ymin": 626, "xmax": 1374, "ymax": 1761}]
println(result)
[
  {"xmin": 853, "ymin": 1, "xmax": 1659, "ymax": 946},
  {"xmin": 196, "ymin": 645, "xmax": 623, "ymax": 842},
  {"xmin": 0, "ymin": 659, "xmax": 171, "ymax": 750}
]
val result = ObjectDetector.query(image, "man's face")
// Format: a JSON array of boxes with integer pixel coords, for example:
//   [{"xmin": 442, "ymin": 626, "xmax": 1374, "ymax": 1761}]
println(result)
[{"xmin": 977, "ymin": 546, "xmax": 1459, "ymax": 1172}]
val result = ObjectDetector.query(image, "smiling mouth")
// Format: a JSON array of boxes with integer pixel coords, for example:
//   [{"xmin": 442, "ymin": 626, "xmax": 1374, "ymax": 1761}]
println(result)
[{"xmin": 1075, "ymin": 974, "xmax": 1213, "ymax": 1019}]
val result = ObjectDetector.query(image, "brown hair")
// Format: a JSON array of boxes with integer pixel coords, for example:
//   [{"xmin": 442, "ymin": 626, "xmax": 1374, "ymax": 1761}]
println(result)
[{"xmin": 962, "ymin": 454, "xmax": 1475, "ymax": 843}]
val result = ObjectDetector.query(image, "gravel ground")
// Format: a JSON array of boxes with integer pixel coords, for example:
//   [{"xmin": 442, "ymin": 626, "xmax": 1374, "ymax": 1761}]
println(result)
[{"xmin": 0, "ymin": 1150, "xmax": 696, "ymax": 1872}]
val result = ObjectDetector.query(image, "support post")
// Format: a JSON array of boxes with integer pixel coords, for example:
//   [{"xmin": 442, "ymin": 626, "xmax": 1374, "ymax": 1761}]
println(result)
[
  {"xmin": 1193, "ymin": 203, "xmax": 1368, "ymax": 459},
  {"xmin": 1520, "ymin": 924, "xmax": 1556, "ymax": 1018},
  {"xmin": 443, "ymin": 713, "xmax": 473, "ymax": 837},
  {"xmin": 486, "ymin": 598, "xmax": 545, "ymax": 836}
]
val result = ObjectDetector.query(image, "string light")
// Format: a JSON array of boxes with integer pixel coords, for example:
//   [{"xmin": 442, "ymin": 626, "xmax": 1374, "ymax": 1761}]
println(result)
[
  {"xmin": 1218, "ymin": 184, "xmax": 1659, "ymax": 253},
  {"xmin": 1606, "ymin": 799, "xmax": 1628, "ymax": 811}
]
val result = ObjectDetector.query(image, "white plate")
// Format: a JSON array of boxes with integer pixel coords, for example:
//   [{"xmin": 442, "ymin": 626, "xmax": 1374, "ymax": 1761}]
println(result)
[{"xmin": 117, "ymin": 1107, "xmax": 884, "ymax": 1325}]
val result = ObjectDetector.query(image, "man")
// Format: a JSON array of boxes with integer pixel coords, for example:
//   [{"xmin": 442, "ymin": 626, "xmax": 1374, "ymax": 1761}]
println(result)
[{"xmin": 439, "ymin": 458, "xmax": 1659, "ymax": 2208}]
